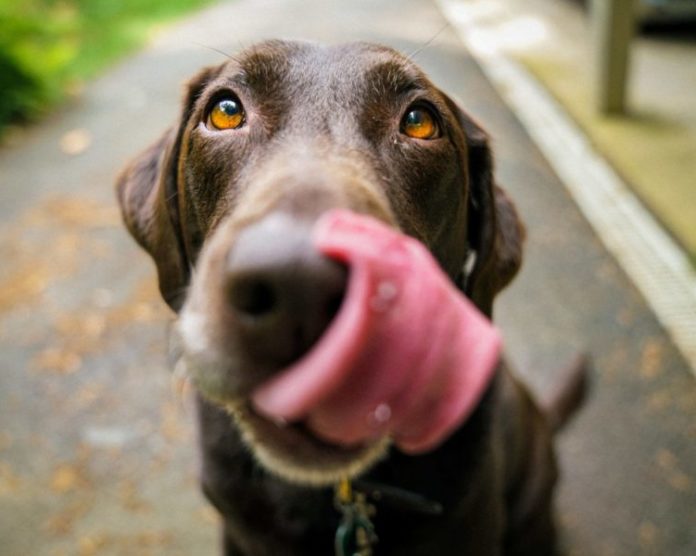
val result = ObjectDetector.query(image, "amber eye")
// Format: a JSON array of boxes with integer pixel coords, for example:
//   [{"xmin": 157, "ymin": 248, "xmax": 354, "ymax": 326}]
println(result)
[
  {"xmin": 208, "ymin": 97, "xmax": 245, "ymax": 130},
  {"xmin": 401, "ymin": 106, "xmax": 439, "ymax": 139}
]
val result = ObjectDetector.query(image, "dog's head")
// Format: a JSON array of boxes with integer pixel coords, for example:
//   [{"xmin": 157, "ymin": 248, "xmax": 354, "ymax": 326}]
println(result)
[{"xmin": 116, "ymin": 40, "xmax": 523, "ymax": 484}]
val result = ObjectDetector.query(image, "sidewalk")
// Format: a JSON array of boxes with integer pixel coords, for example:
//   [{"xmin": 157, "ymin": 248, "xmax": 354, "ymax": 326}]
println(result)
[
  {"xmin": 442, "ymin": 0, "xmax": 696, "ymax": 260},
  {"xmin": 0, "ymin": 1, "xmax": 694, "ymax": 555}
]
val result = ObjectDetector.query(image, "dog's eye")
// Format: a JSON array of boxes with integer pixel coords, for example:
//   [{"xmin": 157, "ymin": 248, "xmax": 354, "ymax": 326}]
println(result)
[
  {"xmin": 208, "ymin": 98, "xmax": 245, "ymax": 130},
  {"xmin": 401, "ymin": 107, "xmax": 439, "ymax": 140}
]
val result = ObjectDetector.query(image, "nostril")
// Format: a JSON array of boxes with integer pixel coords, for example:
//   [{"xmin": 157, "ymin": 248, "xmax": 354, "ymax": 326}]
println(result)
[
  {"xmin": 228, "ymin": 277, "xmax": 277, "ymax": 318},
  {"xmin": 326, "ymin": 292, "xmax": 345, "ymax": 321}
]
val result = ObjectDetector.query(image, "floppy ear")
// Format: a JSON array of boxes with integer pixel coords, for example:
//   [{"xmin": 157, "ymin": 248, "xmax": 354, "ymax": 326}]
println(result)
[
  {"xmin": 443, "ymin": 95, "xmax": 525, "ymax": 317},
  {"xmin": 115, "ymin": 65, "xmax": 220, "ymax": 311}
]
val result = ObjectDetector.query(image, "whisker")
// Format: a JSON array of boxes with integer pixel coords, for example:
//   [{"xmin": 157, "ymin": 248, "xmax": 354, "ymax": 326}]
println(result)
[
  {"xmin": 407, "ymin": 23, "xmax": 450, "ymax": 61},
  {"xmin": 191, "ymin": 41, "xmax": 235, "ymax": 61},
  {"xmin": 164, "ymin": 190, "xmax": 178, "ymax": 204}
]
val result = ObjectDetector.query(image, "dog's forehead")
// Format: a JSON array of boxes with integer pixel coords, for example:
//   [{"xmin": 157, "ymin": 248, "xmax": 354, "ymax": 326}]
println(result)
[{"xmin": 223, "ymin": 40, "xmax": 430, "ymax": 100}]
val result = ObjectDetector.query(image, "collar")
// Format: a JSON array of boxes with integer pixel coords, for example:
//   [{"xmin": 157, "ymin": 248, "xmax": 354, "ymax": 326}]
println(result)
[{"xmin": 353, "ymin": 479, "xmax": 443, "ymax": 515}]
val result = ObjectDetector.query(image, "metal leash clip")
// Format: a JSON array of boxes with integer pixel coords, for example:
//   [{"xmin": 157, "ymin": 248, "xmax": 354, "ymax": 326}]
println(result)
[{"xmin": 334, "ymin": 478, "xmax": 378, "ymax": 556}]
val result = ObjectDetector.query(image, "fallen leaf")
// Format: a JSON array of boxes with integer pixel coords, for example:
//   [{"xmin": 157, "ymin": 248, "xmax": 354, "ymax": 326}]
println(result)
[
  {"xmin": 655, "ymin": 448, "xmax": 694, "ymax": 493},
  {"xmin": 78, "ymin": 533, "xmax": 109, "ymax": 556},
  {"xmin": 59, "ymin": 128, "xmax": 92, "ymax": 155},
  {"xmin": 668, "ymin": 471, "xmax": 693, "ymax": 493},
  {"xmin": 43, "ymin": 500, "xmax": 92, "ymax": 536},
  {"xmin": 50, "ymin": 464, "xmax": 82, "ymax": 493},
  {"xmin": 640, "ymin": 339, "xmax": 664, "ymax": 380},
  {"xmin": 119, "ymin": 480, "xmax": 151, "ymax": 513},
  {"xmin": 0, "ymin": 432, "xmax": 14, "ymax": 452},
  {"xmin": 134, "ymin": 530, "xmax": 172, "ymax": 548},
  {"xmin": 33, "ymin": 347, "xmax": 82, "ymax": 375},
  {"xmin": 0, "ymin": 462, "xmax": 21, "ymax": 495},
  {"xmin": 638, "ymin": 520, "xmax": 659, "ymax": 547}
]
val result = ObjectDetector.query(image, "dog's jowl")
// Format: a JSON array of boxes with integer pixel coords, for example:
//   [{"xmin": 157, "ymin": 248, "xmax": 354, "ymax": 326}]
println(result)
[{"xmin": 116, "ymin": 40, "xmax": 585, "ymax": 556}]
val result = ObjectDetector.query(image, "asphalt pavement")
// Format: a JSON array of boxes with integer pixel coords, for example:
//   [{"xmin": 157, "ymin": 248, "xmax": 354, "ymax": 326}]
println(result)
[{"xmin": 0, "ymin": 0, "xmax": 694, "ymax": 555}]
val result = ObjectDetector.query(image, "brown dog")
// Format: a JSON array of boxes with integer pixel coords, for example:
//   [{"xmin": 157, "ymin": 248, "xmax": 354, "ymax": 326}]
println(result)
[{"xmin": 116, "ymin": 40, "xmax": 584, "ymax": 555}]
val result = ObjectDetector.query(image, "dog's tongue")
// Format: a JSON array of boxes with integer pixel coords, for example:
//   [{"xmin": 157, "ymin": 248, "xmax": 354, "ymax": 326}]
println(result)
[{"xmin": 251, "ymin": 210, "xmax": 501, "ymax": 454}]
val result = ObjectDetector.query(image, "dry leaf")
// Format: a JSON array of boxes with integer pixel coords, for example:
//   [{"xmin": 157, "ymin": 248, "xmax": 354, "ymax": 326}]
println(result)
[
  {"xmin": 50, "ymin": 464, "xmax": 81, "ymax": 493},
  {"xmin": 59, "ymin": 129, "xmax": 92, "ymax": 155},
  {"xmin": 33, "ymin": 347, "xmax": 82, "ymax": 375}
]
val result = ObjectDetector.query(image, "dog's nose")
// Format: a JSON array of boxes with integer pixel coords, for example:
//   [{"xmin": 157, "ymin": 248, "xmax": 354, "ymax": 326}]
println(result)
[{"xmin": 225, "ymin": 214, "xmax": 347, "ymax": 368}]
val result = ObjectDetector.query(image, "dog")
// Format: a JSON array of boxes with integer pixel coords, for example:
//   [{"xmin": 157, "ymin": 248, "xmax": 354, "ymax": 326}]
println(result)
[{"xmin": 116, "ymin": 40, "xmax": 585, "ymax": 555}]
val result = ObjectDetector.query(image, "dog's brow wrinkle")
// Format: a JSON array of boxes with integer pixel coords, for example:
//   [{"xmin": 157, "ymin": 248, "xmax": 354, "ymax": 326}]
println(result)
[
  {"xmin": 237, "ymin": 61, "xmax": 288, "ymax": 98},
  {"xmin": 364, "ymin": 62, "xmax": 420, "ymax": 99},
  {"xmin": 236, "ymin": 41, "xmax": 305, "ymax": 89}
]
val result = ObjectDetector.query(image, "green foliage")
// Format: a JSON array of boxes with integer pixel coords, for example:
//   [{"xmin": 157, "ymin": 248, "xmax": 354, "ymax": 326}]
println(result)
[{"xmin": 0, "ymin": 0, "xmax": 215, "ymax": 129}]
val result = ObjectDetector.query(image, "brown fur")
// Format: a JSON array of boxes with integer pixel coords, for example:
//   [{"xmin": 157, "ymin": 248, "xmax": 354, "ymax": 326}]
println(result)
[{"xmin": 116, "ymin": 40, "xmax": 584, "ymax": 555}]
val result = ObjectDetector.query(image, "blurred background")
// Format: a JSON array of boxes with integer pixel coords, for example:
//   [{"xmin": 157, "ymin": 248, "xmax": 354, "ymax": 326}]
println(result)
[
  {"xmin": 0, "ymin": 0, "xmax": 217, "ymax": 130},
  {"xmin": 1, "ymin": 0, "xmax": 694, "ymax": 555}
]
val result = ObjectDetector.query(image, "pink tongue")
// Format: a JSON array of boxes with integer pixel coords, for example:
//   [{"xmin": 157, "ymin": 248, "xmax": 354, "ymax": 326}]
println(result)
[{"xmin": 251, "ymin": 210, "xmax": 501, "ymax": 454}]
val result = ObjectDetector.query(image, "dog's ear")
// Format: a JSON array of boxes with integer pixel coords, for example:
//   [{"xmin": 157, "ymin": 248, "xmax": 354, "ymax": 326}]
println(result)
[
  {"xmin": 442, "ymin": 95, "xmax": 525, "ymax": 317},
  {"xmin": 116, "ymin": 65, "xmax": 220, "ymax": 311}
]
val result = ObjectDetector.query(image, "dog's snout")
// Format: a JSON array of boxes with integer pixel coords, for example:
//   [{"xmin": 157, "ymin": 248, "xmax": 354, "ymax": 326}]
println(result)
[{"xmin": 224, "ymin": 215, "xmax": 347, "ymax": 367}]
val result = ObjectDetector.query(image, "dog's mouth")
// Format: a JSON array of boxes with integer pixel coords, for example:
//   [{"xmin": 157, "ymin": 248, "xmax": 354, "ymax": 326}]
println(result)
[
  {"xmin": 179, "ymin": 209, "xmax": 501, "ymax": 486},
  {"xmin": 247, "ymin": 210, "xmax": 500, "ymax": 457},
  {"xmin": 225, "ymin": 399, "xmax": 391, "ymax": 486}
]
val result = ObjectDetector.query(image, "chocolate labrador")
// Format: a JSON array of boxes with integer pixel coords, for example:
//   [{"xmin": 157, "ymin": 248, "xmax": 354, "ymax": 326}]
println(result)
[{"xmin": 116, "ymin": 40, "xmax": 585, "ymax": 555}]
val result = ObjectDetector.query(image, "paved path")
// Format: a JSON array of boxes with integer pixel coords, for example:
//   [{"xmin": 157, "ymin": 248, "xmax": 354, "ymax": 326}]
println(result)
[{"xmin": 0, "ymin": 0, "xmax": 694, "ymax": 554}]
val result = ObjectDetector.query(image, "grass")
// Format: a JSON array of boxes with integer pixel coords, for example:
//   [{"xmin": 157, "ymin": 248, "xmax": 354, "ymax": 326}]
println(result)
[{"xmin": 0, "ymin": 0, "xmax": 218, "ymax": 130}]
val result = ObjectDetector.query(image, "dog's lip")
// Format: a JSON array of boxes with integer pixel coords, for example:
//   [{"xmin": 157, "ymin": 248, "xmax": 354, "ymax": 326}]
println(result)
[{"xmin": 241, "ymin": 399, "xmax": 372, "ymax": 453}]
